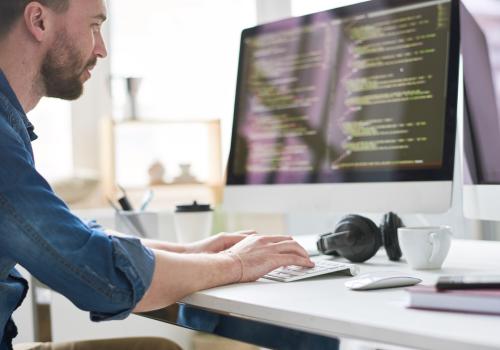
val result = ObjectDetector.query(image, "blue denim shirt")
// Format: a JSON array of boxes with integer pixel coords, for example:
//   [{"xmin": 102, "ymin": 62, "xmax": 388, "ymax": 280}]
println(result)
[{"xmin": 0, "ymin": 71, "xmax": 155, "ymax": 350}]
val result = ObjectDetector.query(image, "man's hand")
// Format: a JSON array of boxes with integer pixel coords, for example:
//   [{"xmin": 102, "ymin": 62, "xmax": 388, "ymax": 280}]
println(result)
[
  {"xmin": 133, "ymin": 233, "xmax": 314, "ymax": 312},
  {"xmin": 184, "ymin": 230, "xmax": 255, "ymax": 254},
  {"xmin": 223, "ymin": 234, "xmax": 315, "ymax": 283},
  {"xmin": 106, "ymin": 228, "xmax": 255, "ymax": 254}
]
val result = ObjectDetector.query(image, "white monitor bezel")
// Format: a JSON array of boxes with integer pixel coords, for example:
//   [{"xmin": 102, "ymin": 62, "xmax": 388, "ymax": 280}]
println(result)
[{"xmin": 223, "ymin": 181, "xmax": 452, "ymax": 214}]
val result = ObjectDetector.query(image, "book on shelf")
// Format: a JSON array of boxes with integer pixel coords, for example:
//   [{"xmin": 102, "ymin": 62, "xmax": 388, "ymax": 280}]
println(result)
[{"xmin": 406, "ymin": 285, "xmax": 500, "ymax": 315}]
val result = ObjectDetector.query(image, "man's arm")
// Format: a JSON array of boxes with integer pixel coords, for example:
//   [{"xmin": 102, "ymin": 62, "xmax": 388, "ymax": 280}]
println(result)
[
  {"xmin": 134, "ymin": 235, "xmax": 313, "ymax": 312},
  {"xmin": 0, "ymin": 125, "xmax": 154, "ymax": 321},
  {"xmin": 133, "ymin": 250, "xmax": 238, "ymax": 311},
  {"xmin": 105, "ymin": 228, "xmax": 254, "ymax": 254}
]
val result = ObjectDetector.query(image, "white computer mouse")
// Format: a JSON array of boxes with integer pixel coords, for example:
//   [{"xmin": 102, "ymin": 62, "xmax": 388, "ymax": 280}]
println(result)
[{"xmin": 344, "ymin": 271, "xmax": 422, "ymax": 290}]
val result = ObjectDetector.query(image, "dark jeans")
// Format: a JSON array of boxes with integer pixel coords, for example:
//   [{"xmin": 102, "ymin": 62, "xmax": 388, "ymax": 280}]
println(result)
[{"xmin": 178, "ymin": 304, "xmax": 340, "ymax": 350}]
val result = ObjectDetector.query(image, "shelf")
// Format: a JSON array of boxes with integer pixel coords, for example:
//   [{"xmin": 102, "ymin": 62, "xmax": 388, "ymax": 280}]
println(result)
[{"xmin": 99, "ymin": 118, "xmax": 223, "ymax": 207}]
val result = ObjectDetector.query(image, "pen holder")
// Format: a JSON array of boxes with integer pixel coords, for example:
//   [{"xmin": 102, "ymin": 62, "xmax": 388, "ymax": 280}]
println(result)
[{"xmin": 115, "ymin": 210, "xmax": 176, "ymax": 241}]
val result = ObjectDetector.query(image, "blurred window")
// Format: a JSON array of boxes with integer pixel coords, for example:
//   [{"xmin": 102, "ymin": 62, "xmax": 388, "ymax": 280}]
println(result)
[
  {"xmin": 109, "ymin": 0, "xmax": 257, "ymax": 186},
  {"xmin": 110, "ymin": 0, "xmax": 256, "ymax": 122}
]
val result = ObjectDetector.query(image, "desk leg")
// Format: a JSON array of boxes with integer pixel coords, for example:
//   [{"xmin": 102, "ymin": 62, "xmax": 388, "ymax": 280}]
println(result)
[{"xmin": 31, "ymin": 277, "xmax": 52, "ymax": 342}]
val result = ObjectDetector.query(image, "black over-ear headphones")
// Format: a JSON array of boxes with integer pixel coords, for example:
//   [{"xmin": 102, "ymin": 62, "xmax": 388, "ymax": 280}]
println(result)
[{"xmin": 316, "ymin": 212, "xmax": 404, "ymax": 263}]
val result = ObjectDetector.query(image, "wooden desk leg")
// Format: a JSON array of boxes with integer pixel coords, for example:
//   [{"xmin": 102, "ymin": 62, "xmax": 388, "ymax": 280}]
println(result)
[{"xmin": 31, "ymin": 277, "xmax": 52, "ymax": 342}]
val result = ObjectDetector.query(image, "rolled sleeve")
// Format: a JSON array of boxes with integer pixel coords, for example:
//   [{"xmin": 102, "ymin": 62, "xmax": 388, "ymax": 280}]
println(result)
[
  {"xmin": 91, "ymin": 236, "xmax": 155, "ymax": 321},
  {"xmin": 0, "ymin": 124, "xmax": 156, "ymax": 321},
  {"xmin": 86, "ymin": 219, "xmax": 103, "ymax": 231}
]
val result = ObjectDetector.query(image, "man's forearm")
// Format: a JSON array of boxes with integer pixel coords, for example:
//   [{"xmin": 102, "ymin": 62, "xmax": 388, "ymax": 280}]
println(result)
[
  {"xmin": 141, "ymin": 239, "xmax": 187, "ymax": 253},
  {"xmin": 133, "ymin": 249, "xmax": 240, "ymax": 312}
]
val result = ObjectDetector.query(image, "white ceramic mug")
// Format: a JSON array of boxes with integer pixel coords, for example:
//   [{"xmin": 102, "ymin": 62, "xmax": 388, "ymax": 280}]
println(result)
[
  {"xmin": 174, "ymin": 202, "xmax": 213, "ymax": 243},
  {"xmin": 398, "ymin": 226, "xmax": 452, "ymax": 270}
]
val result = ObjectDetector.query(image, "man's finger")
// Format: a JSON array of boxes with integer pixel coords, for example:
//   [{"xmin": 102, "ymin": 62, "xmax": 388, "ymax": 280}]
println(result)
[
  {"xmin": 273, "ymin": 254, "xmax": 315, "ymax": 268},
  {"xmin": 256, "ymin": 235, "xmax": 294, "ymax": 244},
  {"xmin": 233, "ymin": 230, "xmax": 257, "ymax": 236},
  {"xmin": 271, "ymin": 240, "xmax": 311, "ymax": 259},
  {"xmin": 221, "ymin": 234, "xmax": 250, "ymax": 249}
]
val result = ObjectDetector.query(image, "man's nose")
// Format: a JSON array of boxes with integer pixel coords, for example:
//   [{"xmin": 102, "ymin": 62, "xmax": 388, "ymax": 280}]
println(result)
[{"xmin": 94, "ymin": 33, "xmax": 108, "ymax": 59}]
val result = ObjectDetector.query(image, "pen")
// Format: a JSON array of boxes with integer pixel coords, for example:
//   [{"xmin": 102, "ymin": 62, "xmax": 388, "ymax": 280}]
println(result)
[
  {"xmin": 117, "ymin": 185, "xmax": 134, "ymax": 211},
  {"xmin": 139, "ymin": 189, "xmax": 154, "ymax": 211}
]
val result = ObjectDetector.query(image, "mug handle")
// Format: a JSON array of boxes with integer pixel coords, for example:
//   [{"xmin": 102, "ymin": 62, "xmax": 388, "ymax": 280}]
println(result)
[{"xmin": 428, "ymin": 232, "xmax": 440, "ymax": 263}]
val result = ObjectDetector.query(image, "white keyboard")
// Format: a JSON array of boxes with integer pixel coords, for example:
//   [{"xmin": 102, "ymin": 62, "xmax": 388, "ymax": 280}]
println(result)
[{"xmin": 263, "ymin": 260, "xmax": 360, "ymax": 282}]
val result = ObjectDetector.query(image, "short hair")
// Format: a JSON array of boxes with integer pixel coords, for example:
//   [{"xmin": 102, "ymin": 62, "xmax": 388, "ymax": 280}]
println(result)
[{"xmin": 0, "ymin": 0, "xmax": 69, "ymax": 39}]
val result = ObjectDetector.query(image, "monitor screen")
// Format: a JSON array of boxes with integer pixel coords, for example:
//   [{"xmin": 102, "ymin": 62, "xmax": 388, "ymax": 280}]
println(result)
[
  {"xmin": 462, "ymin": 3, "xmax": 500, "ymax": 185},
  {"xmin": 227, "ymin": 0, "xmax": 458, "ymax": 186},
  {"xmin": 461, "ymin": 1, "xmax": 500, "ymax": 221}
]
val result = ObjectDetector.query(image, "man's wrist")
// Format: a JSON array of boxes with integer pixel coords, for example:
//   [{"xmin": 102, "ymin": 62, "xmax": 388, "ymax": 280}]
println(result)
[
  {"xmin": 182, "ymin": 242, "xmax": 197, "ymax": 254},
  {"xmin": 219, "ymin": 251, "xmax": 243, "ymax": 284}
]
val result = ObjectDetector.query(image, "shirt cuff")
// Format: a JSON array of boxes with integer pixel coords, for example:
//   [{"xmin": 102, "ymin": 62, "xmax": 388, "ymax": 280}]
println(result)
[
  {"xmin": 90, "ymin": 236, "xmax": 155, "ymax": 321},
  {"xmin": 85, "ymin": 219, "xmax": 103, "ymax": 231}
]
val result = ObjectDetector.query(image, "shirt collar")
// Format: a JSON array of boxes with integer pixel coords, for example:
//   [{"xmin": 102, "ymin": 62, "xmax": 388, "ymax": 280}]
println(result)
[{"xmin": 0, "ymin": 69, "xmax": 38, "ymax": 141}]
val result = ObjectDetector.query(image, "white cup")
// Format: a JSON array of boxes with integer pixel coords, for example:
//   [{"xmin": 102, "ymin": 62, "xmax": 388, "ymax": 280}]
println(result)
[
  {"xmin": 174, "ymin": 202, "xmax": 213, "ymax": 243},
  {"xmin": 398, "ymin": 226, "xmax": 452, "ymax": 270}
]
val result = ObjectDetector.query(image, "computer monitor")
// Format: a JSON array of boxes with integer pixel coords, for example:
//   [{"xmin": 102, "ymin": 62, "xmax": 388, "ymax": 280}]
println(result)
[
  {"xmin": 225, "ymin": 0, "xmax": 460, "ymax": 214},
  {"xmin": 461, "ymin": 2, "xmax": 500, "ymax": 221}
]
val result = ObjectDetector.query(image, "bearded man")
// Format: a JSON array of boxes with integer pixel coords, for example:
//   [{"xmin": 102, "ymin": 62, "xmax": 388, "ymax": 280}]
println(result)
[{"xmin": 0, "ymin": 1, "xmax": 314, "ymax": 349}]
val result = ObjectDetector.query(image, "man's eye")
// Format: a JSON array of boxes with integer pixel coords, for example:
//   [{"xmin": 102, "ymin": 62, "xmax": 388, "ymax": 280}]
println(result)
[{"xmin": 91, "ymin": 24, "xmax": 101, "ymax": 32}]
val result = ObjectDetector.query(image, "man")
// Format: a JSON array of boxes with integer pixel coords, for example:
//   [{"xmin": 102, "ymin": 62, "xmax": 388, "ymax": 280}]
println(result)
[{"xmin": 0, "ymin": 0, "xmax": 315, "ymax": 349}]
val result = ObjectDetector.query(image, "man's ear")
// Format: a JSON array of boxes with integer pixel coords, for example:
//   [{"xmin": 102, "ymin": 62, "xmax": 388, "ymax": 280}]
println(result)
[{"xmin": 23, "ymin": 2, "xmax": 50, "ymax": 42}]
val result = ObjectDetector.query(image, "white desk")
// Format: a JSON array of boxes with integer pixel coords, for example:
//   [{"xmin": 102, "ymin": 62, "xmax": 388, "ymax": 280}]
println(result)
[{"xmin": 145, "ymin": 239, "xmax": 500, "ymax": 350}]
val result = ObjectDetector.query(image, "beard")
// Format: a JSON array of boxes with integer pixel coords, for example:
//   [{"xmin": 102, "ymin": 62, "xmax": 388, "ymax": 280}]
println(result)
[{"xmin": 40, "ymin": 31, "xmax": 96, "ymax": 101}]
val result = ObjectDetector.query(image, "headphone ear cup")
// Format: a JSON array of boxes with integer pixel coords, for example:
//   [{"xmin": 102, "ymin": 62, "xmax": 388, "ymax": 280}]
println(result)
[
  {"xmin": 334, "ymin": 214, "xmax": 382, "ymax": 263},
  {"xmin": 380, "ymin": 212, "xmax": 404, "ymax": 261}
]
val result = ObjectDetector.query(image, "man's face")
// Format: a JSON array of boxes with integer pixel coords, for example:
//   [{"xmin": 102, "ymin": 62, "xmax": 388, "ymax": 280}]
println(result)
[
  {"xmin": 41, "ymin": 29, "xmax": 96, "ymax": 100},
  {"xmin": 41, "ymin": 0, "xmax": 107, "ymax": 100}
]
